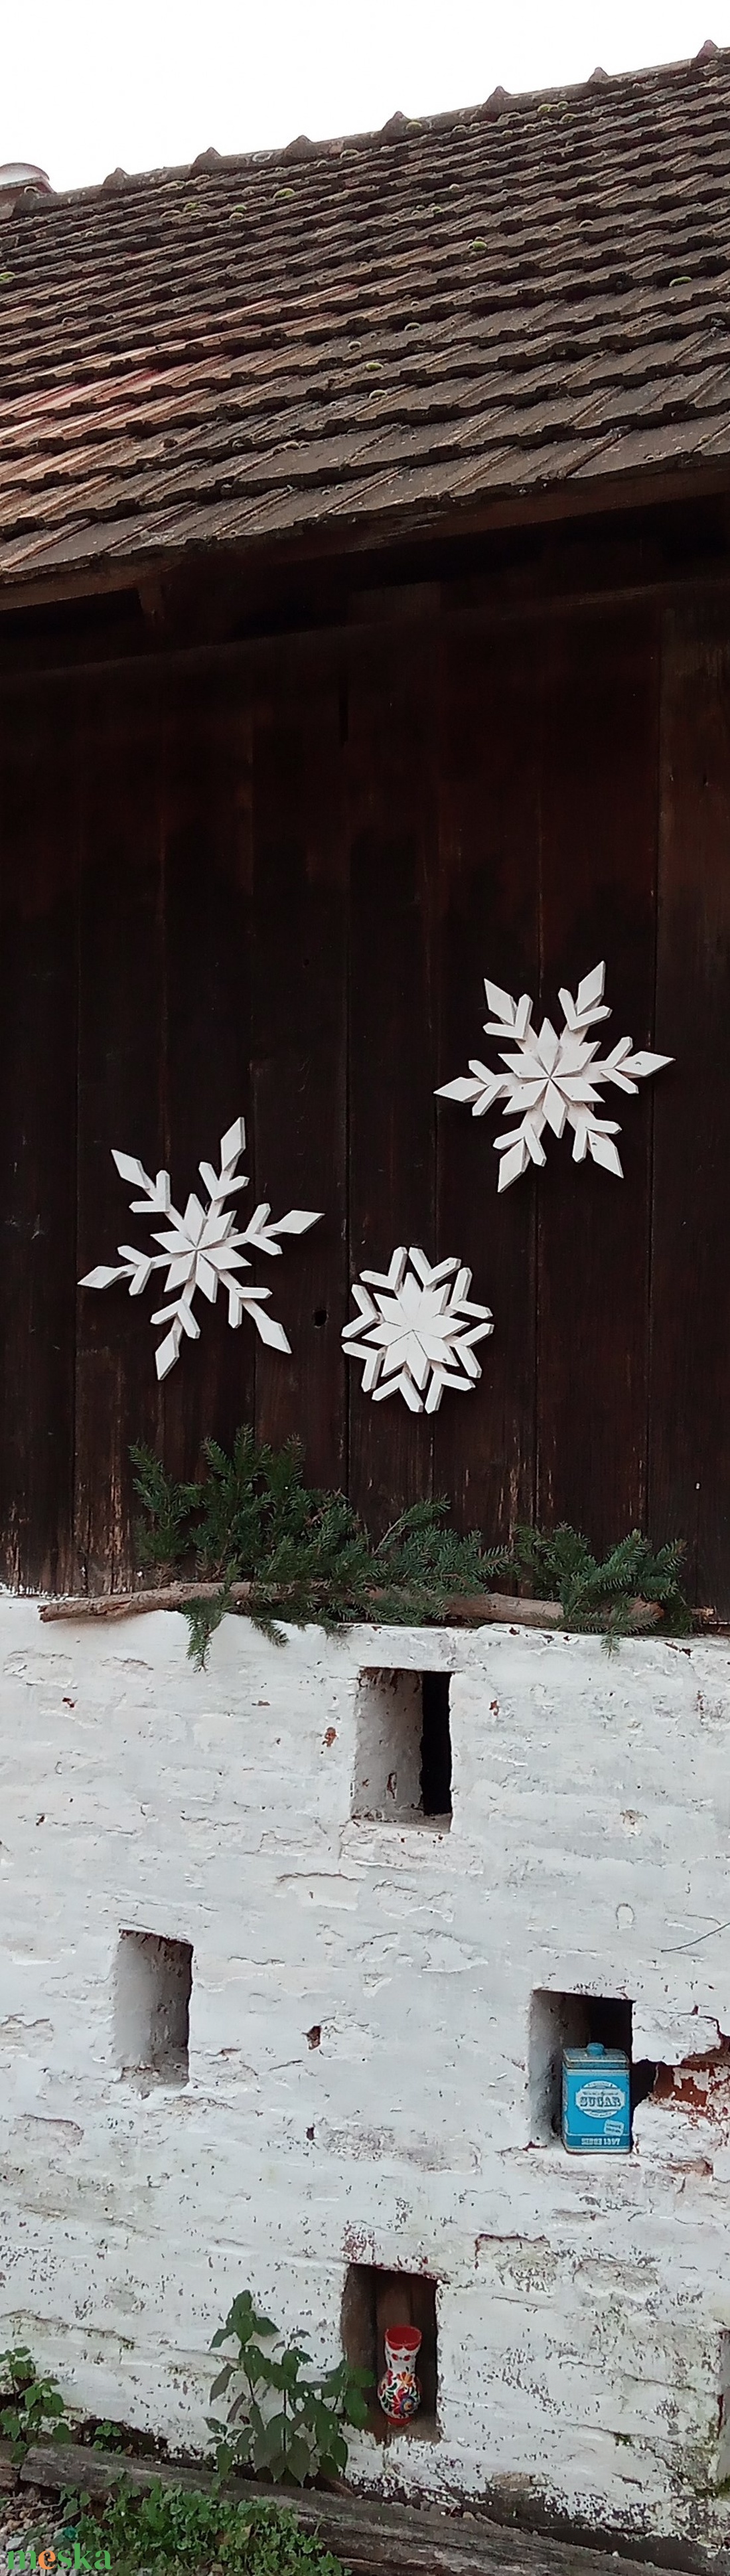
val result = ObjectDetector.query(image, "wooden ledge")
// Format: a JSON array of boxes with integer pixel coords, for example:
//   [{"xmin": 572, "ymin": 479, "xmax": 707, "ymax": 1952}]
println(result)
[
  {"xmin": 0, "ymin": 2437, "xmax": 683, "ymax": 2576},
  {"xmin": 36, "ymin": 1585, "xmax": 664, "ymax": 1633}
]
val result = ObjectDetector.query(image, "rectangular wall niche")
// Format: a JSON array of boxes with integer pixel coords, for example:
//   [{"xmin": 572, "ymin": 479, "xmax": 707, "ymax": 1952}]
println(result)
[
  {"xmin": 528, "ymin": 1990, "xmax": 656, "ymax": 2145},
  {"xmin": 351, "ymin": 1670, "xmax": 452, "ymax": 1822},
  {"xmin": 341, "ymin": 2265, "xmax": 438, "ymax": 2440},
  {"xmin": 115, "ymin": 1931, "xmax": 192, "ymax": 2089}
]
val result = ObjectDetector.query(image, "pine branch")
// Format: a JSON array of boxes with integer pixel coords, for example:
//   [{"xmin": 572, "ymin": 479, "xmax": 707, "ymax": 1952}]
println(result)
[
  {"xmin": 512, "ymin": 1520, "xmax": 691, "ymax": 1638},
  {"xmin": 37, "ymin": 1439, "xmax": 692, "ymax": 1669}
]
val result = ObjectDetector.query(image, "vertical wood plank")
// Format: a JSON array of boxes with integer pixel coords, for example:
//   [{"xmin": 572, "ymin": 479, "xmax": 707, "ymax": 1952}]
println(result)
[
  {"xmin": 0, "ymin": 679, "xmax": 78, "ymax": 1591},
  {"xmin": 346, "ymin": 627, "xmax": 439, "ymax": 1532},
  {"xmin": 75, "ymin": 665, "xmax": 164, "ymax": 1589},
  {"xmin": 433, "ymin": 621, "xmax": 540, "ymax": 1545},
  {"xmin": 536, "ymin": 609, "xmax": 660, "ymax": 1549},
  {"xmin": 161, "ymin": 657, "xmax": 254, "ymax": 1481},
  {"xmin": 251, "ymin": 636, "xmax": 347, "ymax": 1487},
  {"xmin": 650, "ymin": 603, "xmax": 730, "ymax": 1611}
]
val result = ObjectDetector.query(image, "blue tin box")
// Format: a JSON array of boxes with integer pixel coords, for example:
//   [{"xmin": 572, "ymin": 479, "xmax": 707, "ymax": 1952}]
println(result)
[{"xmin": 561, "ymin": 2041, "xmax": 630, "ymax": 2152}]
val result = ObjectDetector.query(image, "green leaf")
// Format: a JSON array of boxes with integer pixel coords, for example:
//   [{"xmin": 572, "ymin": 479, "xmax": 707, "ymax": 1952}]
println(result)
[
  {"xmin": 284, "ymin": 2433, "xmax": 313, "ymax": 2484},
  {"xmin": 210, "ymin": 2364, "xmax": 234, "ymax": 2400},
  {"xmin": 318, "ymin": 2428, "xmax": 348, "ymax": 2474},
  {"xmin": 252, "ymin": 2413, "xmax": 286, "ymax": 2470},
  {"xmin": 224, "ymin": 2291, "xmax": 256, "ymax": 2338},
  {"xmin": 344, "ymin": 2389, "xmax": 370, "ymax": 2426}
]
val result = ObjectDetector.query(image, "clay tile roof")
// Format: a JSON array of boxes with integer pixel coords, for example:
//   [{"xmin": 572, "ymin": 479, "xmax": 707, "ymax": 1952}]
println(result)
[{"xmin": 2, "ymin": 44, "xmax": 730, "ymax": 589}]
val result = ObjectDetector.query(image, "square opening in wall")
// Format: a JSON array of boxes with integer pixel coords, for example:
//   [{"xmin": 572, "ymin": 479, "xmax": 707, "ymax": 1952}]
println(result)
[
  {"xmin": 341, "ymin": 2265, "xmax": 438, "ymax": 2440},
  {"xmin": 351, "ymin": 1670, "xmax": 452, "ymax": 1823},
  {"xmin": 529, "ymin": 1990, "xmax": 656, "ymax": 2147},
  {"xmin": 115, "ymin": 1931, "xmax": 192, "ymax": 2089}
]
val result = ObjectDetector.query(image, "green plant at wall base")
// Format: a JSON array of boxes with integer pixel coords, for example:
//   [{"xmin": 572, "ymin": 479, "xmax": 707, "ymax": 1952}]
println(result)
[
  {"xmin": 0, "ymin": 2343, "xmax": 72, "ymax": 2461},
  {"xmin": 131, "ymin": 1430, "xmax": 510, "ymax": 1667},
  {"xmin": 207, "ymin": 2290, "xmax": 371, "ymax": 2486},
  {"xmin": 131, "ymin": 1428, "xmax": 690, "ymax": 1667},
  {"xmin": 27, "ymin": 2483, "xmax": 345, "ymax": 2576},
  {"xmin": 90, "ymin": 2417, "xmax": 129, "ymax": 2451}
]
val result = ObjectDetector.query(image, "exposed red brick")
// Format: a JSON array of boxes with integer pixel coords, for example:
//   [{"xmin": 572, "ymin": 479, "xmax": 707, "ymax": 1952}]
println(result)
[{"xmin": 653, "ymin": 2040, "xmax": 730, "ymax": 2121}]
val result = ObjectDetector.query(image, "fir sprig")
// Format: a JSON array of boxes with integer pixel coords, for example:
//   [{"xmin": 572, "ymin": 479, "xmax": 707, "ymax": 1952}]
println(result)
[
  {"xmin": 131, "ymin": 1430, "xmax": 508, "ymax": 1665},
  {"xmin": 130, "ymin": 1433, "xmax": 690, "ymax": 1668},
  {"xmin": 512, "ymin": 1523, "xmax": 690, "ymax": 1645}
]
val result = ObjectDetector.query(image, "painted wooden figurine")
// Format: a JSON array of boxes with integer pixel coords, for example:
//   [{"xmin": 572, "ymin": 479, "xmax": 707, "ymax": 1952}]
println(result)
[{"xmin": 378, "ymin": 2324, "xmax": 422, "ymax": 2423}]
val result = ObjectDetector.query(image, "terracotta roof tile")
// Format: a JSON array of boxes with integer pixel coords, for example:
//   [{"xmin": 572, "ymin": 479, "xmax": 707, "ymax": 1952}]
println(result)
[{"xmin": 3, "ymin": 48, "xmax": 730, "ymax": 585}]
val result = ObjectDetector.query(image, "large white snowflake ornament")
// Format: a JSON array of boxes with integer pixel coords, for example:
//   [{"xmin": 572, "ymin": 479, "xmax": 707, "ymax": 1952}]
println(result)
[
  {"xmin": 80, "ymin": 1117, "xmax": 321, "ymax": 1380},
  {"xmin": 342, "ymin": 1246, "xmax": 493, "ymax": 1413},
  {"xmin": 437, "ymin": 962, "xmax": 672, "ymax": 1190}
]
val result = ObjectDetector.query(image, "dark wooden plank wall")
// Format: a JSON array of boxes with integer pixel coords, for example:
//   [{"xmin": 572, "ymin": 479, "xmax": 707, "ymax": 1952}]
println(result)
[
  {"xmin": 75, "ymin": 665, "xmax": 165, "ymax": 1589},
  {"xmin": 537, "ymin": 611, "xmax": 660, "ymax": 1550},
  {"xmin": 650, "ymin": 602, "xmax": 730, "ymax": 1609},
  {"xmin": 348, "ymin": 626, "xmax": 439, "ymax": 1528},
  {"xmin": 252, "ymin": 639, "xmax": 347, "ymax": 1487},
  {"xmin": 0, "ymin": 594, "xmax": 727, "ymax": 1604},
  {"xmin": 433, "ymin": 622, "xmax": 540, "ymax": 1544},
  {"xmin": 0, "ymin": 680, "xmax": 78, "ymax": 1591}
]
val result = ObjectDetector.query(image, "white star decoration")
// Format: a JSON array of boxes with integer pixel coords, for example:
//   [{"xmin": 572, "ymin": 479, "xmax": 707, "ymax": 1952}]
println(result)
[
  {"xmin": 437, "ymin": 961, "xmax": 672, "ymax": 1190},
  {"xmin": 80, "ymin": 1117, "xmax": 321, "ymax": 1380},
  {"xmin": 342, "ymin": 1246, "xmax": 493, "ymax": 1413}
]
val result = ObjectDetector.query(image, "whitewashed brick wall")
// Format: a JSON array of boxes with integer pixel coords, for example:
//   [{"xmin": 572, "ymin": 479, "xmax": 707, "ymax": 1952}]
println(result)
[{"xmin": 1, "ymin": 1597, "xmax": 729, "ymax": 2549}]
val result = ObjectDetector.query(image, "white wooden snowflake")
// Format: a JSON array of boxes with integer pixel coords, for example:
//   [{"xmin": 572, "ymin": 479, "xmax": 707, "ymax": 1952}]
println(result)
[
  {"xmin": 80, "ymin": 1116, "xmax": 322, "ymax": 1380},
  {"xmin": 342, "ymin": 1246, "xmax": 493, "ymax": 1413},
  {"xmin": 437, "ymin": 962, "xmax": 672, "ymax": 1190}
]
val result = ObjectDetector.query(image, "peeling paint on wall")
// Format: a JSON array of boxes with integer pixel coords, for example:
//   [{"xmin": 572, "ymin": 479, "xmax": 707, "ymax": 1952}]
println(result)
[{"xmin": 1, "ymin": 1603, "xmax": 730, "ymax": 2547}]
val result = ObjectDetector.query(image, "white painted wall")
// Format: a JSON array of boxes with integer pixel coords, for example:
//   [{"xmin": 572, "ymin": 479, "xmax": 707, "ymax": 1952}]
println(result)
[{"xmin": 1, "ymin": 1597, "xmax": 729, "ymax": 2549}]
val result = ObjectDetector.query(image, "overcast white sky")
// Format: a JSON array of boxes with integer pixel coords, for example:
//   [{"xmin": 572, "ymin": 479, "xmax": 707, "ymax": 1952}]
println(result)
[{"xmin": 3, "ymin": 0, "xmax": 730, "ymax": 195}]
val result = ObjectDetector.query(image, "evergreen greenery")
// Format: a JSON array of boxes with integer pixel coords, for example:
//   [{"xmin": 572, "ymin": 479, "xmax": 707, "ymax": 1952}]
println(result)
[
  {"xmin": 512, "ymin": 1523, "xmax": 690, "ymax": 1645},
  {"xmin": 131, "ymin": 1430, "xmax": 510, "ymax": 1665},
  {"xmin": 130, "ymin": 1430, "xmax": 690, "ymax": 1667}
]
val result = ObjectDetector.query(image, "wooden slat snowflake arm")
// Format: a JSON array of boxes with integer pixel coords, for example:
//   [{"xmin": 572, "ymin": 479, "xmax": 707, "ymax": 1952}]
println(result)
[
  {"xmin": 343, "ymin": 1246, "xmax": 493, "ymax": 1413},
  {"xmin": 437, "ymin": 959, "xmax": 674, "ymax": 1188},
  {"xmin": 80, "ymin": 1119, "xmax": 322, "ymax": 1376}
]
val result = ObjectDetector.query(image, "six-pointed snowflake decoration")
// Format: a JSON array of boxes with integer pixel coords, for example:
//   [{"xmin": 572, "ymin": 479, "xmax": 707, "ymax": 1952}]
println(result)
[
  {"xmin": 437, "ymin": 961, "xmax": 672, "ymax": 1190},
  {"xmin": 80, "ymin": 1116, "xmax": 322, "ymax": 1380},
  {"xmin": 342, "ymin": 1246, "xmax": 493, "ymax": 1413}
]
